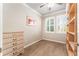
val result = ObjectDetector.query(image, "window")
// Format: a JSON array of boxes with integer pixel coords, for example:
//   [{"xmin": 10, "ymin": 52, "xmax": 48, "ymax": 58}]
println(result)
[
  {"xmin": 45, "ymin": 14, "xmax": 67, "ymax": 33},
  {"xmin": 56, "ymin": 15, "xmax": 67, "ymax": 33},
  {"xmin": 45, "ymin": 17, "xmax": 55, "ymax": 32}
]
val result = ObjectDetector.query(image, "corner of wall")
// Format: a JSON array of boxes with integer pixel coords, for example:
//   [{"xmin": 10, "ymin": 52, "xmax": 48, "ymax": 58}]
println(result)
[{"xmin": 22, "ymin": 3, "xmax": 41, "ymax": 17}]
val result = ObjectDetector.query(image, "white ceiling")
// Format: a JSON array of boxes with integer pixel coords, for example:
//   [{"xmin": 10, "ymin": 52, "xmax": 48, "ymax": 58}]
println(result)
[{"xmin": 26, "ymin": 3, "xmax": 66, "ymax": 15}]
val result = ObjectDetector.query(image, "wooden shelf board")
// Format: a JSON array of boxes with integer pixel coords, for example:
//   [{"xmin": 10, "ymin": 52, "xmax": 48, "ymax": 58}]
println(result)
[
  {"xmin": 66, "ymin": 37, "xmax": 69, "ymax": 43},
  {"xmin": 67, "ymin": 32, "xmax": 75, "ymax": 35},
  {"xmin": 69, "ymin": 42, "xmax": 74, "ymax": 51},
  {"xmin": 67, "ymin": 46, "xmax": 74, "ymax": 56},
  {"xmin": 68, "ymin": 50, "xmax": 74, "ymax": 56},
  {"xmin": 67, "ymin": 16, "xmax": 75, "ymax": 25},
  {"xmin": 67, "ymin": 39, "xmax": 74, "ymax": 51}
]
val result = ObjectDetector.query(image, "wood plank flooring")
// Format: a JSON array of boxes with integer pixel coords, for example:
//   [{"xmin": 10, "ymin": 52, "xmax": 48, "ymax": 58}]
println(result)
[{"xmin": 23, "ymin": 40, "xmax": 67, "ymax": 56}]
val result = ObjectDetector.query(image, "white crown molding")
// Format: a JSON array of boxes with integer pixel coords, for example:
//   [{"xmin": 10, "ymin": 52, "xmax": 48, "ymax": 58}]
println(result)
[
  {"xmin": 22, "ymin": 3, "xmax": 41, "ymax": 16},
  {"xmin": 43, "ymin": 9, "xmax": 66, "ymax": 17}
]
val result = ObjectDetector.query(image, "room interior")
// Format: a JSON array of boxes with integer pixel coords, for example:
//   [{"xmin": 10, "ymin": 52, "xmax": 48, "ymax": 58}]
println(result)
[{"xmin": 0, "ymin": 3, "xmax": 79, "ymax": 56}]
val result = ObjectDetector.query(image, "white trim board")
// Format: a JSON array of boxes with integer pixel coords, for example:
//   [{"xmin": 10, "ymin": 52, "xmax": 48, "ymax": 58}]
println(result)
[
  {"xmin": 43, "ymin": 9, "xmax": 66, "ymax": 17},
  {"xmin": 23, "ymin": 3, "xmax": 41, "ymax": 16},
  {"xmin": 42, "ymin": 38, "xmax": 66, "ymax": 44},
  {"xmin": 24, "ymin": 39, "xmax": 42, "ymax": 48},
  {"xmin": 24, "ymin": 38, "xmax": 66, "ymax": 48}
]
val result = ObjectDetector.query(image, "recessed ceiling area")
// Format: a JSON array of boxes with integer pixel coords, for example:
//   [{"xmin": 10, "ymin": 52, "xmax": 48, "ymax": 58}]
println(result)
[{"xmin": 26, "ymin": 3, "xmax": 66, "ymax": 15}]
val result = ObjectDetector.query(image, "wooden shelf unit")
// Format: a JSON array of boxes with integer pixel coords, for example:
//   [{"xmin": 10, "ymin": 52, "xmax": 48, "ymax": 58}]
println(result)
[{"xmin": 66, "ymin": 3, "xmax": 77, "ymax": 56}]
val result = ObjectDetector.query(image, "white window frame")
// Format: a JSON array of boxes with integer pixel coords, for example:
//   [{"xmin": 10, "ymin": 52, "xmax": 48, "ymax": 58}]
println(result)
[
  {"xmin": 45, "ymin": 17, "xmax": 55, "ymax": 33},
  {"xmin": 45, "ymin": 14, "xmax": 67, "ymax": 33},
  {"xmin": 55, "ymin": 14, "xmax": 67, "ymax": 33}
]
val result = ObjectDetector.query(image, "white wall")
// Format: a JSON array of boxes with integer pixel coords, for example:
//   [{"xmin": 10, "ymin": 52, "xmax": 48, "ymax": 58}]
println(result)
[
  {"xmin": 0, "ymin": 3, "xmax": 2, "ymax": 48},
  {"xmin": 77, "ymin": 4, "xmax": 79, "ymax": 44},
  {"xmin": 77, "ymin": 3, "xmax": 79, "ymax": 56},
  {"xmin": 3, "ymin": 3, "xmax": 42, "ymax": 47},
  {"xmin": 42, "ymin": 11, "xmax": 66, "ymax": 44}
]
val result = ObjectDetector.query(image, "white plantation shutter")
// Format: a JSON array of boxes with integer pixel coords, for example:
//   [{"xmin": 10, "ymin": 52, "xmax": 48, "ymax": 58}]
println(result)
[
  {"xmin": 56, "ymin": 15, "xmax": 67, "ymax": 33},
  {"xmin": 45, "ymin": 14, "xmax": 67, "ymax": 33}
]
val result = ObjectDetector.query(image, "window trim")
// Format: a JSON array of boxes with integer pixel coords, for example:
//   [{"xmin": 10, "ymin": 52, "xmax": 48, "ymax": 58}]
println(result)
[
  {"xmin": 45, "ymin": 14, "xmax": 67, "ymax": 33},
  {"xmin": 45, "ymin": 17, "xmax": 55, "ymax": 33}
]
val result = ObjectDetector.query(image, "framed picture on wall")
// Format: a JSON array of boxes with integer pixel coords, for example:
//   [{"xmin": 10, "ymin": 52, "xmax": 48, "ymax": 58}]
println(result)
[{"xmin": 26, "ymin": 16, "xmax": 35, "ymax": 26}]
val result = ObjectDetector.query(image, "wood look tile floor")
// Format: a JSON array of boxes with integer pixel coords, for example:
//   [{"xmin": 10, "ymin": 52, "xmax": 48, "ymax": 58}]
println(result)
[{"xmin": 23, "ymin": 40, "xmax": 67, "ymax": 56}]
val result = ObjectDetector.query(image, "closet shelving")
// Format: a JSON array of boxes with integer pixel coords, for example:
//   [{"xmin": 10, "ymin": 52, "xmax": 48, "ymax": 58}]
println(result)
[{"xmin": 66, "ymin": 3, "xmax": 77, "ymax": 56}]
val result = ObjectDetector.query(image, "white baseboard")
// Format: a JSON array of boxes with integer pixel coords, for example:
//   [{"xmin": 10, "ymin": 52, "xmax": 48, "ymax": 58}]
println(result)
[
  {"xmin": 42, "ymin": 38, "xmax": 66, "ymax": 44},
  {"xmin": 24, "ymin": 39, "xmax": 41, "ymax": 48},
  {"xmin": 24, "ymin": 38, "xmax": 66, "ymax": 48}
]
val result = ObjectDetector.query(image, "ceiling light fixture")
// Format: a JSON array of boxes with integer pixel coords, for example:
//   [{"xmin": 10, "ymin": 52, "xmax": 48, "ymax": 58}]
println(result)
[
  {"xmin": 47, "ymin": 3, "xmax": 54, "ymax": 8},
  {"xmin": 40, "ymin": 3, "xmax": 55, "ymax": 11},
  {"xmin": 47, "ymin": 3, "xmax": 55, "ymax": 10}
]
